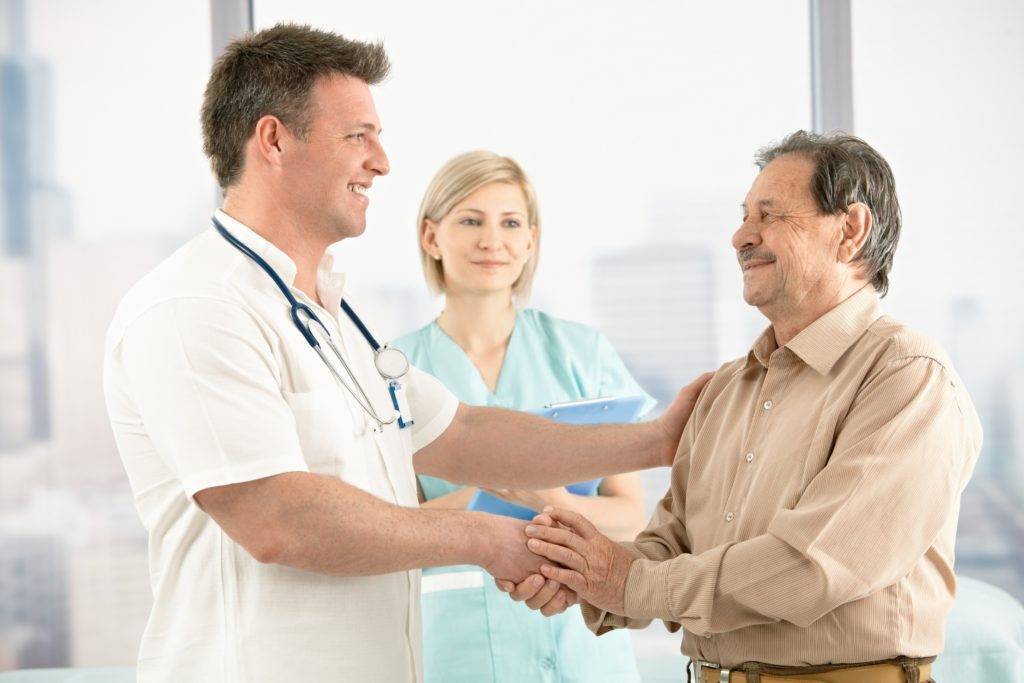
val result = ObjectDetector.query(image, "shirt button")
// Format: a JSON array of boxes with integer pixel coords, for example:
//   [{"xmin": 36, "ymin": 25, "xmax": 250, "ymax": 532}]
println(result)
[
  {"xmin": 745, "ymin": 452, "xmax": 754, "ymax": 463},
  {"xmin": 704, "ymin": 631, "xmax": 712, "ymax": 639},
  {"xmin": 763, "ymin": 399, "xmax": 774, "ymax": 410},
  {"xmin": 725, "ymin": 512, "xmax": 735, "ymax": 522}
]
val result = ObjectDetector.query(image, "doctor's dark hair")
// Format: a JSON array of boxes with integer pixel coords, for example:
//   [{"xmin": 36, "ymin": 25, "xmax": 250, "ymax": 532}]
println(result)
[
  {"xmin": 754, "ymin": 130, "xmax": 902, "ymax": 297},
  {"xmin": 201, "ymin": 23, "xmax": 390, "ymax": 189}
]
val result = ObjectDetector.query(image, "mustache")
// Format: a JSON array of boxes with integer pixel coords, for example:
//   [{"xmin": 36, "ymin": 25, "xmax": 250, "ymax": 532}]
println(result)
[{"xmin": 737, "ymin": 248, "xmax": 777, "ymax": 264}]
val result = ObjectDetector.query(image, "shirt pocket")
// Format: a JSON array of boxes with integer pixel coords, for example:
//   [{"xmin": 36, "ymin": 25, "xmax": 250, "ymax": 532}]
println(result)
[{"xmin": 282, "ymin": 386, "xmax": 368, "ymax": 483}]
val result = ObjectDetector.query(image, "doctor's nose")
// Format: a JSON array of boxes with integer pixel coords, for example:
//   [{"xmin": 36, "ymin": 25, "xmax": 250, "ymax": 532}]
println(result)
[{"xmin": 368, "ymin": 139, "xmax": 390, "ymax": 177}]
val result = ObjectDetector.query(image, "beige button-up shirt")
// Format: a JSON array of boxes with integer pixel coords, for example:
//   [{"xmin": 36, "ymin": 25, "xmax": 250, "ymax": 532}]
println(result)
[{"xmin": 583, "ymin": 286, "xmax": 982, "ymax": 667}]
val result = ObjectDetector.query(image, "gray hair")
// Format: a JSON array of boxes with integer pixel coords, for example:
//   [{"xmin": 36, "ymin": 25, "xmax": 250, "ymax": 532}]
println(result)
[
  {"xmin": 201, "ymin": 23, "xmax": 390, "ymax": 189},
  {"xmin": 755, "ymin": 130, "xmax": 901, "ymax": 296}
]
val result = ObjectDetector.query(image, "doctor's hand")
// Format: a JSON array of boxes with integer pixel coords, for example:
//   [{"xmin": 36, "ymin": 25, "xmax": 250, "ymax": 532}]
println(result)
[
  {"xmin": 654, "ymin": 372, "xmax": 714, "ymax": 467},
  {"xmin": 523, "ymin": 507, "xmax": 635, "ymax": 616},
  {"xmin": 477, "ymin": 514, "xmax": 550, "ymax": 583}
]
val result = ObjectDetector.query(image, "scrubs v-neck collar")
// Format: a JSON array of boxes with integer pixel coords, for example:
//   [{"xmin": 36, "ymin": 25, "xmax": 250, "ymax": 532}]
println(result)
[{"xmin": 429, "ymin": 311, "xmax": 524, "ymax": 408}]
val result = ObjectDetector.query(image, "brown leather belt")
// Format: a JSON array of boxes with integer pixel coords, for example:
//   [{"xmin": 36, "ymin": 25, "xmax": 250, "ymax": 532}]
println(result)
[{"xmin": 693, "ymin": 656, "xmax": 935, "ymax": 683}]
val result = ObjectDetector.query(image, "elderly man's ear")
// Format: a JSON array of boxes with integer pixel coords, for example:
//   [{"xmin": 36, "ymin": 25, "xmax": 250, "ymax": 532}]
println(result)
[{"xmin": 838, "ymin": 202, "xmax": 873, "ymax": 263}]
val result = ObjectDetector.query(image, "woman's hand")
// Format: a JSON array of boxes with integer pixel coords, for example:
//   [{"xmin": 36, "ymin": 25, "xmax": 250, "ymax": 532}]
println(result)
[{"xmin": 480, "ymin": 486, "xmax": 571, "ymax": 512}]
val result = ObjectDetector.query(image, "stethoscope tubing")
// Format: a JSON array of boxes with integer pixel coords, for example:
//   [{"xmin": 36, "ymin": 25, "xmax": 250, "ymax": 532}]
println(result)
[{"xmin": 212, "ymin": 216, "xmax": 402, "ymax": 428}]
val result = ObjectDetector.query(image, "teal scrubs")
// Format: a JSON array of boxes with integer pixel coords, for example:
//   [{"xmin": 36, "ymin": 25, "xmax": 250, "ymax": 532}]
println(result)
[{"xmin": 395, "ymin": 308, "xmax": 655, "ymax": 683}]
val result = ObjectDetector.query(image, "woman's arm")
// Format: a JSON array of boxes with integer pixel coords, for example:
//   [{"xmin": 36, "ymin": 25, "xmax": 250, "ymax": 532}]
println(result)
[
  {"xmin": 420, "ymin": 487, "xmax": 477, "ymax": 510},
  {"xmin": 567, "ymin": 472, "xmax": 646, "ymax": 542}
]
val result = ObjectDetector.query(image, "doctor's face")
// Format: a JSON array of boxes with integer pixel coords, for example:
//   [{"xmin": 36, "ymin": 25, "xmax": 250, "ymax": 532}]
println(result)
[
  {"xmin": 280, "ymin": 74, "xmax": 390, "ymax": 241},
  {"xmin": 423, "ymin": 182, "xmax": 536, "ymax": 297}
]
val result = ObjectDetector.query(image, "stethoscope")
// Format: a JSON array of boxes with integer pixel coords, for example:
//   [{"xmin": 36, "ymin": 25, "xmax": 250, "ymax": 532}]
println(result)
[{"xmin": 212, "ymin": 216, "xmax": 413, "ymax": 432}]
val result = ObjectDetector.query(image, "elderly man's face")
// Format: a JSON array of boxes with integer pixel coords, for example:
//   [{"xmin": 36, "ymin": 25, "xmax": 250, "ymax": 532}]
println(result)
[{"xmin": 732, "ymin": 154, "xmax": 846, "ymax": 316}]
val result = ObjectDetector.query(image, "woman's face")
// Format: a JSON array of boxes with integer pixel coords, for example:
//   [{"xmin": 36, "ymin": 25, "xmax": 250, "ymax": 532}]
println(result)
[{"xmin": 423, "ymin": 181, "xmax": 536, "ymax": 297}]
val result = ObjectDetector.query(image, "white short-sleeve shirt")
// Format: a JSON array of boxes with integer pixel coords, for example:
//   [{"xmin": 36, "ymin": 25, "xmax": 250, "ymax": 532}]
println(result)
[{"xmin": 103, "ymin": 210, "xmax": 458, "ymax": 683}]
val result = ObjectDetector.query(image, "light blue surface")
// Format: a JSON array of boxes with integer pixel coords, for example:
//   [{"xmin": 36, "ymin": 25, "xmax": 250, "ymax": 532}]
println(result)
[
  {"xmin": 932, "ymin": 575, "xmax": 1024, "ymax": 682},
  {"xmin": 395, "ymin": 308, "xmax": 655, "ymax": 683}
]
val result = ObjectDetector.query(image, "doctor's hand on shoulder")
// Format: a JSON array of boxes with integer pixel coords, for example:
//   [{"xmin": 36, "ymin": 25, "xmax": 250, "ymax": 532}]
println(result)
[{"xmin": 653, "ymin": 372, "xmax": 714, "ymax": 467}]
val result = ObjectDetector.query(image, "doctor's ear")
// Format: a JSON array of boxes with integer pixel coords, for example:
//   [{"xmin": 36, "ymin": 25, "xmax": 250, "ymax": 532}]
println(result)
[
  {"xmin": 839, "ymin": 202, "xmax": 872, "ymax": 263},
  {"xmin": 253, "ymin": 115, "xmax": 288, "ymax": 166}
]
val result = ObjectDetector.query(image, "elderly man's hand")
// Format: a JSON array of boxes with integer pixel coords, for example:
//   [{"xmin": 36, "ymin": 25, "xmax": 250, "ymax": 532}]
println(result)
[
  {"xmin": 523, "ymin": 507, "xmax": 635, "ymax": 615},
  {"xmin": 654, "ymin": 372, "xmax": 714, "ymax": 466}
]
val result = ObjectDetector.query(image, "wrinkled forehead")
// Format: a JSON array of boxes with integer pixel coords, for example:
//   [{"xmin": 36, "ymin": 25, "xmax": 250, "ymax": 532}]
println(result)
[{"xmin": 745, "ymin": 154, "xmax": 816, "ymax": 207}]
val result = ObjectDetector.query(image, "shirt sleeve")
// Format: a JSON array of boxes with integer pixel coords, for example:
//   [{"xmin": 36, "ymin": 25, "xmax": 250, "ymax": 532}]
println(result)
[
  {"xmin": 586, "ymin": 355, "xmax": 976, "ymax": 635},
  {"xmin": 116, "ymin": 297, "xmax": 308, "ymax": 499},
  {"xmin": 406, "ymin": 364, "xmax": 459, "ymax": 452},
  {"xmin": 595, "ymin": 332, "xmax": 657, "ymax": 417}
]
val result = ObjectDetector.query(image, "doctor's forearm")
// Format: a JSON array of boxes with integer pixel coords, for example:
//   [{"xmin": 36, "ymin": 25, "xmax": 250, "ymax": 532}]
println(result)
[
  {"xmin": 200, "ymin": 472, "xmax": 495, "ymax": 576},
  {"xmin": 416, "ymin": 404, "xmax": 668, "ymax": 489}
]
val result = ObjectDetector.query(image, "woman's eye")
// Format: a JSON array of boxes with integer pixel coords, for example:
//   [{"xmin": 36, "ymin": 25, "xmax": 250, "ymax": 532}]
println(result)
[
  {"xmin": 460, "ymin": 218, "xmax": 480, "ymax": 226},
  {"xmin": 503, "ymin": 219, "xmax": 521, "ymax": 228}
]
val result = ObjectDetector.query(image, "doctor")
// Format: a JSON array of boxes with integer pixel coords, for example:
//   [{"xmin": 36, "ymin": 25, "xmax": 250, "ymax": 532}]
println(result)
[{"xmin": 103, "ymin": 23, "xmax": 709, "ymax": 683}]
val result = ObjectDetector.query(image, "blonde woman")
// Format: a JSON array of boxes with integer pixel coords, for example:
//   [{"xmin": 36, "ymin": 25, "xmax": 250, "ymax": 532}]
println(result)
[{"xmin": 394, "ymin": 151, "xmax": 653, "ymax": 682}]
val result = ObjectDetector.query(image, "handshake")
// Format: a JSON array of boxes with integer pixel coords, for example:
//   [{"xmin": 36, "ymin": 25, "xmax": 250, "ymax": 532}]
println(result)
[{"xmin": 479, "ymin": 505, "xmax": 638, "ymax": 618}]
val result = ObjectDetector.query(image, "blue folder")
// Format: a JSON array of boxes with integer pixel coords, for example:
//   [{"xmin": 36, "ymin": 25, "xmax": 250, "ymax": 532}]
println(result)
[{"xmin": 469, "ymin": 396, "xmax": 648, "ymax": 520}]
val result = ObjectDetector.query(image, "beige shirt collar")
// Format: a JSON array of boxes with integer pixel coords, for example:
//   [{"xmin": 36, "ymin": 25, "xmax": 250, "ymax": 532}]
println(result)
[{"xmin": 744, "ymin": 285, "xmax": 883, "ymax": 376}]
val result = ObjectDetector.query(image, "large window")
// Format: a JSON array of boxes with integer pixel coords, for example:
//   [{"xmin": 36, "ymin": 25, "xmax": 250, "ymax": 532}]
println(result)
[
  {"xmin": 1, "ymin": 0, "xmax": 1021, "ymax": 676},
  {"xmin": 0, "ymin": 0, "xmax": 213, "ymax": 669}
]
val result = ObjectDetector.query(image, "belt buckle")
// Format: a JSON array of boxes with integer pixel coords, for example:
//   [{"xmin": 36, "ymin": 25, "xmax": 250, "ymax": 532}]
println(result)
[{"xmin": 695, "ymin": 660, "xmax": 732, "ymax": 682}]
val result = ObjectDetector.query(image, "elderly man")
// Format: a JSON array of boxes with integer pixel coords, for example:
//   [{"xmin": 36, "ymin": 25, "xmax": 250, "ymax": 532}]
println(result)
[{"xmin": 510, "ymin": 131, "xmax": 982, "ymax": 682}]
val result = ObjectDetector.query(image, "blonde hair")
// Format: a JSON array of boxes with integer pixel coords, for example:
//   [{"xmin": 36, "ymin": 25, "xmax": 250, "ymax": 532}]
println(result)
[{"xmin": 416, "ymin": 150, "xmax": 541, "ymax": 301}]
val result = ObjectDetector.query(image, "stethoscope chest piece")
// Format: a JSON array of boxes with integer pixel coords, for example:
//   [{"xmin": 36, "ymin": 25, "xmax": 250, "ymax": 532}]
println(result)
[{"xmin": 375, "ymin": 346, "xmax": 409, "ymax": 380}]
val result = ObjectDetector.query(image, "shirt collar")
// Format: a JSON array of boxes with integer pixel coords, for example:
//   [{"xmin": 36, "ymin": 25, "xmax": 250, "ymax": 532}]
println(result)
[
  {"xmin": 740, "ymin": 285, "xmax": 883, "ymax": 376},
  {"xmin": 213, "ymin": 209, "xmax": 347, "ymax": 309},
  {"xmin": 785, "ymin": 285, "xmax": 883, "ymax": 375}
]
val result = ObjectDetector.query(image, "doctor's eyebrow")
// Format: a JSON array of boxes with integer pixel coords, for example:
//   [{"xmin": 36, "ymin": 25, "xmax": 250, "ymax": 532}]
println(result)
[{"xmin": 346, "ymin": 122, "xmax": 381, "ymax": 134}]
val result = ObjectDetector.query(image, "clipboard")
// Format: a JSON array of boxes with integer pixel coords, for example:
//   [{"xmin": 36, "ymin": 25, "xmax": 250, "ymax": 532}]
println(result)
[{"xmin": 468, "ymin": 395, "xmax": 648, "ymax": 520}]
